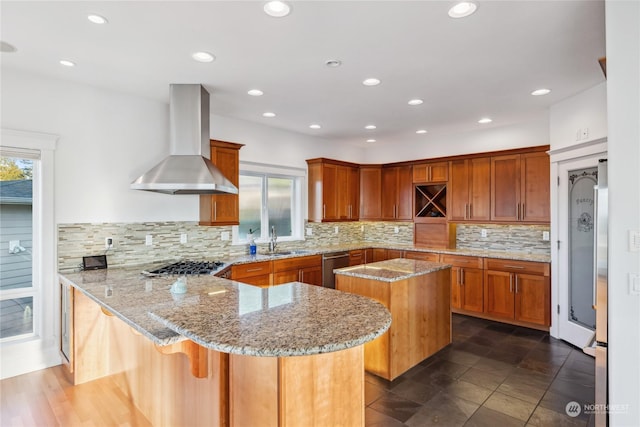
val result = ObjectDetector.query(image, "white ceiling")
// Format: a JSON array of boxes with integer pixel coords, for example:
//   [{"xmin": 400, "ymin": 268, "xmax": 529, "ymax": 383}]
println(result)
[{"xmin": 1, "ymin": 1, "xmax": 606, "ymax": 146}]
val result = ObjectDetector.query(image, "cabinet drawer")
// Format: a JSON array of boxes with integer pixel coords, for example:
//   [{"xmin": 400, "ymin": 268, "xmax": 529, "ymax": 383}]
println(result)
[
  {"xmin": 349, "ymin": 250, "xmax": 365, "ymax": 266},
  {"xmin": 483, "ymin": 258, "xmax": 549, "ymax": 276},
  {"xmin": 231, "ymin": 261, "xmax": 272, "ymax": 278},
  {"xmin": 272, "ymin": 255, "xmax": 321, "ymax": 273},
  {"xmin": 404, "ymin": 251, "xmax": 440, "ymax": 262},
  {"xmin": 440, "ymin": 254, "xmax": 483, "ymax": 269}
]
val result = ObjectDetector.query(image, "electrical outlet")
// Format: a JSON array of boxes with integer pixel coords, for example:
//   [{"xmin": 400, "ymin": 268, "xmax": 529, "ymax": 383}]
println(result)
[
  {"xmin": 581, "ymin": 127, "xmax": 589, "ymax": 140},
  {"xmin": 543, "ymin": 231, "xmax": 550, "ymax": 241},
  {"xmin": 180, "ymin": 233, "xmax": 188, "ymax": 244},
  {"xmin": 145, "ymin": 235, "xmax": 153, "ymax": 246},
  {"xmin": 306, "ymin": 227, "xmax": 313, "ymax": 236},
  {"xmin": 481, "ymin": 229, "xmax": 488, "ymax": 238},
  {"xmin": 361, "ymin": 225, "xmax": 364, "ymax": 232},
  {"xmin": 334, "ymin": 226, "xmax": 339, "ymax": 234},
  {"xmin": 105, "ymin": 237, "xmax": 114, "ymax": 249},
  {"xmin": 394, "ymin": 226, "xmax": 399, "ymax": 234},
  {"xmin": 221, "ymin": 231, "xmax": 230, "ymax": 241}
]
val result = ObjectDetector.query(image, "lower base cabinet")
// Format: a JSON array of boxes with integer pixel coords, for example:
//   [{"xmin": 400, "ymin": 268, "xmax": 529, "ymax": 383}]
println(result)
[
  {"xmin": 272, "ymin": 255, "xmax": 322, "ymax": 286},
  {"xmin": 483, "ymin": 258, "xmax": 551, "ymax": 327}
]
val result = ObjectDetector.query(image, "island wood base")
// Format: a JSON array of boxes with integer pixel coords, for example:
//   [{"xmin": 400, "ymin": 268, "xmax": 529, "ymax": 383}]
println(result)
[
  {"xmin": 337, "ymin": 268, "xmax": 451, "ymax": 380},
  {"xmin": 230, "ymin": 346, "xmax": 364, "ymax": 427}
]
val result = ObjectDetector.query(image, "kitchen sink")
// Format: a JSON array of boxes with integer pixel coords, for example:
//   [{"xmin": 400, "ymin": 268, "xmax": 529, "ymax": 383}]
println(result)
[{"xmin": 268, "ymin": 250, "xmax": 311, "ymax": 256}]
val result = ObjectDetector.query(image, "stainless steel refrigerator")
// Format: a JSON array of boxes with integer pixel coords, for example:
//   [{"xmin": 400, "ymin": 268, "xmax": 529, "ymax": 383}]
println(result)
[{"xmin": 594, "ymin": 158, "xmax": 608, "ymax": 427}]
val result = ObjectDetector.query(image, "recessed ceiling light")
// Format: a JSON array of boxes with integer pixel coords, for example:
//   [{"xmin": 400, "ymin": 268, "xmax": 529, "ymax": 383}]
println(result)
[
  {"xmin": 416, "ymin": 129, "xmax": 428, "ymax": 134},
  {"xmin": 264, "ymin": 1, "xmax": 291, "ymax": 17},
  {"xmin": 478, "ymin": 117, "xmax": 493, "ymax": 124},
  {"xmin": 309, "ymin": 124, "xmax": 322, "ymax": 129},
  {"xmin": 59, "ymin": 60, "xmax": 76, "ymax": 67},
  {"xmin": 362, "ymin": 78, "xmax": 381, "ymax": 86},
  {"xmin": 367, "ymin": 139, "xmax": 376, "ymax": 143},
  {"xmin": 263, "ymin": 112, "xmax": 276, "ymax": 118},
  {"xmin": 87, "ymin": 14, "xmax": 108, "ymax": 24},
  {"xmin": 531, "ymin": 88, "xmax": 551, "ymax": 96},
  {"xmin": 0, "ymin": 41, "xmax": 17, "ymax": 53},
  {"xmin": 408, "ymin": 99, "xmax": 424, "ymax": 106},
  {"xmin": 192, "ymin": 51, "xmax": 215, "ymax": 63},
  {"xmin": 248, "ymin": 89, "xmax": 264, "ymax": 96},
  {"xmin": 325, "ymin": 59, "xmax": 342, "ymax": 68},
  {"xmin": 448, "ymin": 2, "xmax": 478, "ymax": 18},
  {"xmin": 365, "ymin": 125, "xmax": 377, "ymax": 130}
]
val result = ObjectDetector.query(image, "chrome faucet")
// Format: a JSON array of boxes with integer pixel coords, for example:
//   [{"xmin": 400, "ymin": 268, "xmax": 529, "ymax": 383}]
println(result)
[{"xmin": 269, "ymin": 226, "xmax": 277, "ymax": 253}]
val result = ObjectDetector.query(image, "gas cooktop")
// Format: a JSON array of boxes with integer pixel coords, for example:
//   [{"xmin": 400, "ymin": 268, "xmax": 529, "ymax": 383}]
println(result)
[{"xmin": 142, "ymin": 260, "xmax": 226, "ymax": 277}]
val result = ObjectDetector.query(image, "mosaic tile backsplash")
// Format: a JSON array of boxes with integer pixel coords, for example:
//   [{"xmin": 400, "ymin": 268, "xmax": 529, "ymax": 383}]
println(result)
[{"xmin": 57, "ymin": 221, "xmax": 549, "ymax": 271}]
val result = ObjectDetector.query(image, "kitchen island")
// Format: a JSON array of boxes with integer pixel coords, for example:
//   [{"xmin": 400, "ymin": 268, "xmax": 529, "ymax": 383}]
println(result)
[
  {"xmin": 59, "ymin": 268, "xmax": 391, "ymax": 427},
  {"xmin": 335, "ymin": 258, "xmax": 452, "ymax": 380}
]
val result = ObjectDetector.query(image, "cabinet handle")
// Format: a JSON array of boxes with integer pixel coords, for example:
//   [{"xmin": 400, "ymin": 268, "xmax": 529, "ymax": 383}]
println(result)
[
  {"xmin": 503, "ymin": 265, "xmax": 525, "ymax": 269},
  {"xmin": 469, "ymin": 204, "xmax": 472, "ymax": 219},
  {"xmin": 246, "ymin": 268, "xmax": 263, "ymax": 273},
  {"xmin": 464, "ymin": 203, "xmax": 468, "ymax": 220},
  {"xmin": 521, "ymin": 203, "xmax": 525, "ymax": 221},
  {"xmin": 461, "ymin": 268, "xmax": 465, "ymax": 285},
  {"xmin": 515, "ymin": 275, "xmax": 519, "ymax": 293},
  {"xmin": 299, "ymin": 270, "xmax": 303, "ymax": 282},
  {"xmin": 213, "ymin": 202, "xmax": 217, "ymax": 221},
  {"xmin": 509, "ymin": 274, "xmax": 513, "ymax": 293},
  {"xmin": 323, "ymin": 204, "xmax": 326, "ymax": 219}
]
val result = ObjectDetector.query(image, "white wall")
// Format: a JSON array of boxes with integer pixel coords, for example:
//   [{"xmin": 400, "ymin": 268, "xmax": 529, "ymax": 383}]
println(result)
[
  {"xmin": 550, "ymin": 82, "xmax": 607, "ymax": 150},
  {"xmin": 360, "ymin": 114, "xmax": 549, "ymax": 164},
  {"xmin": 1, "ymin": 69, "xmax": 363, "ymax": 224},
  {"xmin": 606, "ymin": 1, "xmax": 640, "ymax": 425}
]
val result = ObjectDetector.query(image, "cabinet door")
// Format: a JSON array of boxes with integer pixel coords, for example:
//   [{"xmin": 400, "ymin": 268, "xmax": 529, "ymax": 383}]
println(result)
[
  {"xmin": 396, "ymin": 167, "xmax": 413, "ymax": 220},
  {"xmin": 322, "ymin": 164, "xmax": 339, "ymax": 220},
  {"xmin": 469, "ymin": 157, "xmax": 491, "ymax": 221},
  {"xmin": 372, "ymin": 248, "xmax": 388, "ymax": 262},
  {"xmin": 381, "ymin": 168, "xmax": 398, "ymax": 219},
  {"xmin": 349, "ymin": 250, "xmax": 365, "ymax": 266},
  {"xmin": 515, "ymin": 273, "xmax": 550, "ymax": 326},
  {"xmin": 450, "ymin": 267, "xmax": 462, "ymax": 309},
  {"xmin": 300, "ymin": 266, "xmax": 322, "ymax": 286},
  {"xmin": 273, "ymin": 270, "xmax": 300, "ymax": 285},
  {"xmin": 429, "ymin": 162, "xmax": 449, "ymax": 182},
  {"xmin": 200, "ymin": 141, "xmax": 242, "ymax": 225},
  {"xmin": 387, "ymin": 249, "xmax": 403, "ymax": 259},
  {"xmin": 491, "ymin": 155, "xmax": 521, "ymax": 221},
  {"xmin": 360, "ymin": 167, "xmax": 382, "ymax": 220},
  {"xmin": 460, "ymin": 268, "xmax": 483, "ymax": 313},
  {"xmin": 348, "ymin": 167, "xmax": 360, "ymax": 220},
  {"xmin": 336, "ymin": 166, "xmax": 350, "ymax": 219},
  {"xmin": 520, "ymin": 152, "xmax": 550, "ymax": 222},
  {"xmin": 484, "ymin": 270, "xmax": 514, "ymax": 320},
  {"xmin": 363, "ymin": 248, "xmax": 374, "ymax": 264},
  {"xmin": 449, "ymin": 159, "xmax": 470, "ymax": 221}
]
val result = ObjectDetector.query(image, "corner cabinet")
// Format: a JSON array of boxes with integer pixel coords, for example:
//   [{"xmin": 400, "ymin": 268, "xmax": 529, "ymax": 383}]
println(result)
[
  {"xmin": 199, "ymin": 140, "xmax": 244, "ymax": 226},
  {"xmin": 307, "ymin": 158, "xmax": 360, "ymax": 222},
  {"xmin": 490, "ymin": 151, "xmax": 550, "ymax": 223}
]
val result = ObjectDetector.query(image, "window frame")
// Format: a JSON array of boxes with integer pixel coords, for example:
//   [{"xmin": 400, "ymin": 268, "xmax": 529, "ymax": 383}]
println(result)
[{"xmin": 233, "ymin": 161, "xmax": 306, "ymax": 245}]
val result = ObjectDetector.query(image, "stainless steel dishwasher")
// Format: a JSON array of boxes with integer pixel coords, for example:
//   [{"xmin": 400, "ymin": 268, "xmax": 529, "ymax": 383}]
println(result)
[{"xmin": 322, "ymin": 252, "xmax": 350, "ymax": 288}]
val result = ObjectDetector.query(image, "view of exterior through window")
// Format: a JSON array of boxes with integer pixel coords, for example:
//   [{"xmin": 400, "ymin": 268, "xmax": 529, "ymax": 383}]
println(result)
[
  {"xmin": 239, "ymin": 173, "xmax": 294, "ymax": 241},
  {"xmin": 0, "ymin": 156, "xmax": 35, "ymax": 339}
]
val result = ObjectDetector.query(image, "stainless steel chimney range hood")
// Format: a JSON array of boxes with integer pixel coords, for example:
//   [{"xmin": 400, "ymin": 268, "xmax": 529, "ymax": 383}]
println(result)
[{"xmin": 131, "ymin": 84, "xmax": 238, "ymax": 195}]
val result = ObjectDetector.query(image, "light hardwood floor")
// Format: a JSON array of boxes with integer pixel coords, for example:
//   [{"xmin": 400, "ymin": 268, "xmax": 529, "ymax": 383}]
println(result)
[{"xmin": 0, "ymin": 365, "xmax": 151, "ymax": 426}]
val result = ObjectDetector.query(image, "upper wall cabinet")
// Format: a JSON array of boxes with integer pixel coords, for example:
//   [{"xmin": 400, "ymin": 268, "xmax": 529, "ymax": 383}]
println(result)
[
  {"xmin": 199, "ymin": 140, "xmax": 244, "ymax": 226},
  {"xmin": 359, "ymin": 165, "xmax": 382, "ymax": 220},
  {"xmin": 449, "ymin": 157, "xmax": 491, "ymax": 221},
  {"xmin": 307, "ymin": 158, "xmax": 360, "ymax": 222},
  {"xmin": 381, "ymin": 166, "xmax": 412, "ymax": 221},
  {"xmin": 413, "ymin": 161, "xmax": 449, "ymax": 183},
  {"xmin": 490, "ymin": 151, "xmax": 550, "ymax": 223}
]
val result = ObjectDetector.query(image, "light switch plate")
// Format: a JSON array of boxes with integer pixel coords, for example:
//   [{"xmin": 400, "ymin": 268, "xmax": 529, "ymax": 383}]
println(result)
[
  {"xmin": 145, "ymin": 235, "xmax": 153, "ymax": 246},
  {"xmin": 306, "ymin": 227, "xmax": 313, "ymax": 236},
  {"xmin": 481, "ymin": 229, "xmax": 488, "ymax": 238},
  {"xmin": 180, "ymin": 233, "xmax": 188, "ymax": 244},
  {"xmin": 394, "ymin": 227, "xmax": 399, "ymax": 234},
  {"xmin": 334, "ymin": 226, "xmax": 339, "ymax": 234},
  {"xmin": 629, "ymin": 230, "xmax": 640, "ymax": 252},
  {"xmin": 543, "ymin": 231, "xmax": 550, "ymax": 241}
]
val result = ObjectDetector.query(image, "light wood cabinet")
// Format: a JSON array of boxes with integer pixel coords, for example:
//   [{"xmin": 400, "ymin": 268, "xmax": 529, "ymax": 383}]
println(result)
[
  {"xmin": 199, "ymin": 140, "xmax": 244, "ymax": 226},
  {"xmin": 449, "ymin": 157, "xmax": 491, "ymax": 221},
  {"xmin": 381, "ymin": 166, "xmax": 412, "ymax": 220},
  {"xmin": 441, "ymin": 255, "xmax": 484, "ymax": 313},
  {"xmin": 371, "ymin": 248, "xmax": 403, "ymax": 262},
  {"xmin": 272, "ymin": 255, "xmax": 322, "ymax": 286},
  {"xmin": 491, "ymin": 152, "xmax": 550, "ymax": 223},
  {"xmin": 359, "ymin": 166, "xmax": 382, "ymax": 220},
  {"xmin": 404, "ymin": 251, "xmax": 440, "ymax": 262},
  {"xmin": 483, "ymin": 258, "xmax": 550, "ymax": 327},
  {"xmin": 231, "ymin": 261, "xmax": 272, "ymax": 287},
  {"xmin": 307, "ymin": 159, "xmax": 360, "ymax": 222},
  {"xmin": 413, "ymin": 161, "xmax": 449, "ymax": 183},
  {"xmin": 349, "ymin": 249, "xmax": 366, "ymax": 266}
]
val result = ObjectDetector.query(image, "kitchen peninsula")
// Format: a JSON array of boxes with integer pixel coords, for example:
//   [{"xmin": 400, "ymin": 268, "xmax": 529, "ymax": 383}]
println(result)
[
  {"xmin": 335, "ymin": 258, "xmax": 452, "ymax": 380},
  {"xmin": 59, "ymin": 268, "xmax": 391, "ymax": 427}
]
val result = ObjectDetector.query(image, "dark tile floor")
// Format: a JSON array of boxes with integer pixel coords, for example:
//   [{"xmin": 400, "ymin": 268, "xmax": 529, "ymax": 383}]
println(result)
[{"xmin": 365, "ymin": 314, "xmax": 596, "ymax": 427}]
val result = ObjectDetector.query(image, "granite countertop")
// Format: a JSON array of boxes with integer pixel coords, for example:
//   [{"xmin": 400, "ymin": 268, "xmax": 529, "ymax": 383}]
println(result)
[
  {"xmin": 335, "ymin": 258, "xmax": 452, "ymax": 282},
  {"xmin": 224, "ymin": 245, "xmax": 550, "ymax": 265},
  {"xmin": 59, "ymin": 267, "xmax": 391, "ymax": 357}
]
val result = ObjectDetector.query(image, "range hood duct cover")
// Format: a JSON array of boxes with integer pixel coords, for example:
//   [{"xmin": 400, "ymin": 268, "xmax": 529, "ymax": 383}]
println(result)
[{"xmin": 131, "ymin": 84, "xmax": 238, "ymax": 195}]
